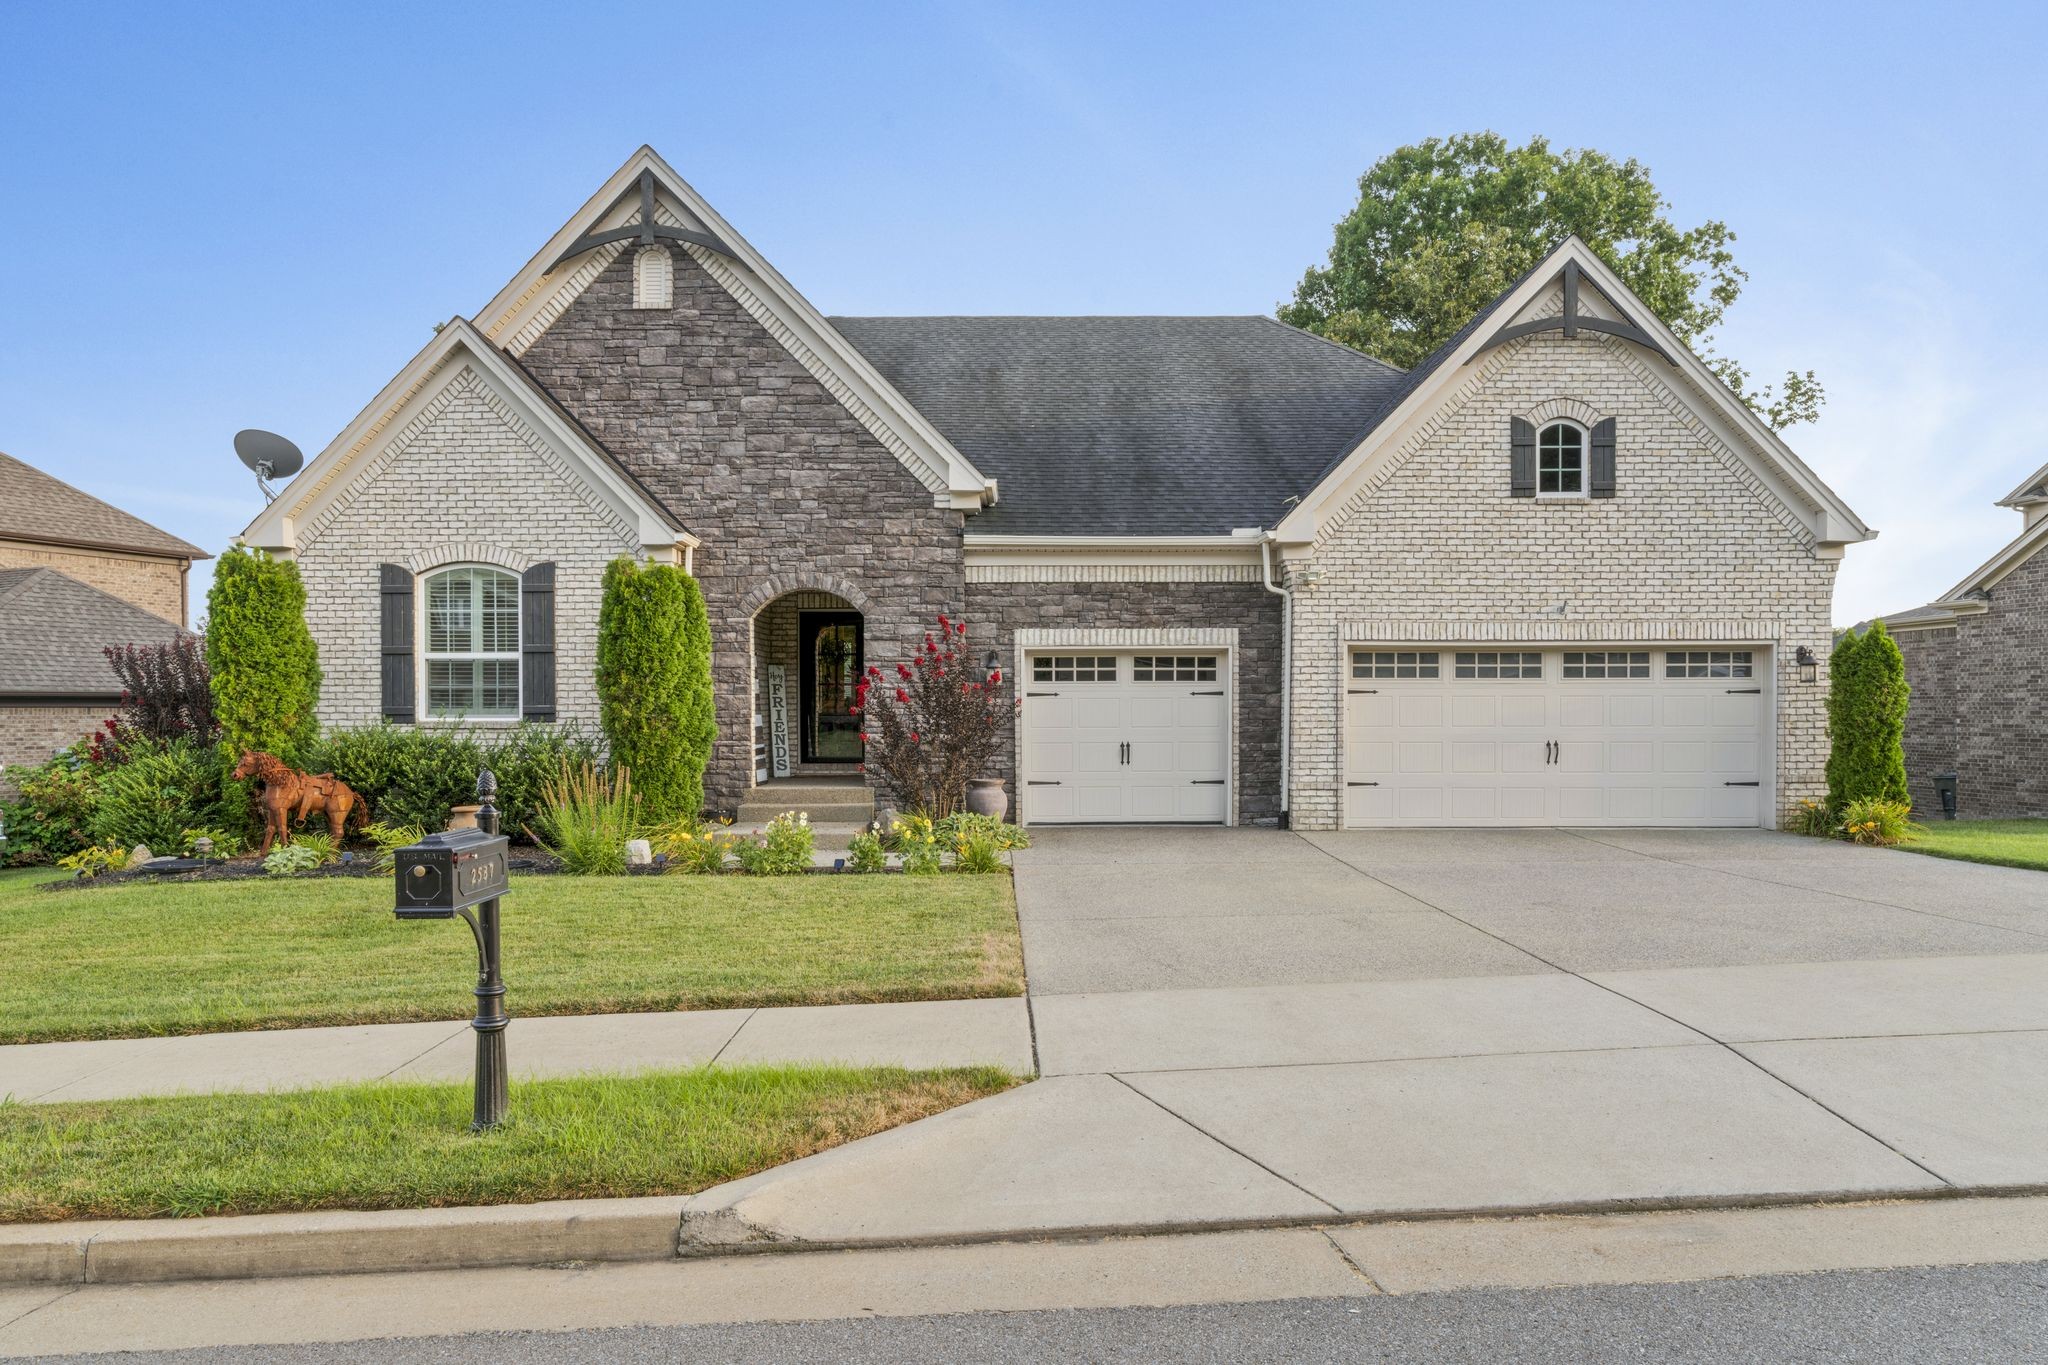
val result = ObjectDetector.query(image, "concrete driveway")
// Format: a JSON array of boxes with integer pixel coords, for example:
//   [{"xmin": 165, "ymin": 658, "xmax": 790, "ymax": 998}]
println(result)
[{"xmin": 682, "ymin": 829, "xmax": 2048, "ymax": 1249}]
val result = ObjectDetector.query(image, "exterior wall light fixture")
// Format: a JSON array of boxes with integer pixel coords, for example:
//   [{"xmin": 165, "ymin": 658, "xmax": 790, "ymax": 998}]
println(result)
[{"xmin": 1795, "ymin": 646, "xmax": 1818, "ymax": 683}]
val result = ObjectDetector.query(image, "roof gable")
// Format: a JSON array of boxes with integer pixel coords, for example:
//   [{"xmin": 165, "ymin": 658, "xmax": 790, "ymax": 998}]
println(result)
[
  {"xmin": 1272, "ymin": 238, "xmax": 1873, "ymax": 549},
  {"xmin": 471, "ymin": 147, "xmax": 992, "ymax": 510},
  {"xmin": 239, "ymin": 319, "xmax": 692, "ymax": 558},
  {"xmin": 0, "ymin": 452, "xmax": 206, "ymax": 560}
]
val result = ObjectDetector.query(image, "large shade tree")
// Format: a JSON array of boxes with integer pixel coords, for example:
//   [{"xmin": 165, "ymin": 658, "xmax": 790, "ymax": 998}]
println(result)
[{"xmin": 1278, "ymin": 133, "xmax": 1824, "ymax": 430}]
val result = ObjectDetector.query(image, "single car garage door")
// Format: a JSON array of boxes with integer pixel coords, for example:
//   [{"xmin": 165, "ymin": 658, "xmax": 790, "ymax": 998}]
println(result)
[
  {"xmin": 1021, "ymin": 651, "xmax": 1229, "ymax": 823},
  {"xmin": 1343, "ymin": 646, "xmax": 1770, "ymax": 828}
]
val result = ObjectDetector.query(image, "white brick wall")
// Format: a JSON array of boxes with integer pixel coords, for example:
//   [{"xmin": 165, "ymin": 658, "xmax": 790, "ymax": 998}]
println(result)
[
  {"xmin": 295, "ymin": 366, "xmax": 641, "ymax": 731},
  {"xmin": 1286, "ymin": 332, "xmax": 1838, "ymax": 831}
]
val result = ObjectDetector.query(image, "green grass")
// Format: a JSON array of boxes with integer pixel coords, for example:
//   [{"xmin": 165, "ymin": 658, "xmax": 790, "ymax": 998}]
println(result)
[
  {"xmin": 0, "ymin": 868, "xmax": 1023, "ymax": 1044},
  {"xmin": 1900, "ymin": 819, "xmax": 2048, "ymax": 873},
  {"xmin": 0, "ymin": 1064, "xmax": 1016, "ymax": 1222}
]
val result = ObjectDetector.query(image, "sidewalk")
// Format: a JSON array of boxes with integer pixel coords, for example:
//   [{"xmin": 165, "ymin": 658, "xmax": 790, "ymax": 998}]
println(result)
[{"xmin": 0, "ymin": 997, "xmax": 1032, "ymax": 1105}]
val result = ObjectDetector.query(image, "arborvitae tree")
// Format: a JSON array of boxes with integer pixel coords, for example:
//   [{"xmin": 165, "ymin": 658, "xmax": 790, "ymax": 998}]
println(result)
[
  {"xmin": 1825, "ymin": 623, "xmax": 1911, "ymax": 811},
  {"xmin": 595, "ymin": 558, "xmax": 715, "ymax": 821},
  {"xmin": 205, "ymin": 545, "xmax": 321, "ymax": 764}
]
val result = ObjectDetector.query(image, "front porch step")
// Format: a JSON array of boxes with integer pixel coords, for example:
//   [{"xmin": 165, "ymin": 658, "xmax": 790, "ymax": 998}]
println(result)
[
  {"xmin": 736, "ymin": 781, "xmax": 876, "ymax": 829},
  {"xmin": 734, "ymin": 803, "xmax": 876, "ymax": 827}
]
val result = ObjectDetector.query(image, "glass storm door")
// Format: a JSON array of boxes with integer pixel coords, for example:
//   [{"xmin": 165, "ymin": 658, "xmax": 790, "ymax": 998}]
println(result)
[{"xmin": 800, "ymin": 613, "xmax": 863, "ymax": 763}]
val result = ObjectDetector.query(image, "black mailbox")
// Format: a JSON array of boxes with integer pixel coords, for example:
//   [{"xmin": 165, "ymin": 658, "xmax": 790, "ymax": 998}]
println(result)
[{"xmin": 394, "ymin": 827, "xmax": 510, "ymax": 918}]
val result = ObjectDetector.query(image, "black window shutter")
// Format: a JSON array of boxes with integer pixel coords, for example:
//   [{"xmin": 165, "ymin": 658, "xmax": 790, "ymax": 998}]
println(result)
[
  {"xmin": 1590, "ymin": 417, "xmax": 1617, "ymax": 499},
  {"xmin": 521, "ymin": 562, "xmax": 557, "ymax": 722},
  {"xmin": 1510, "ymin": 418, "xmax": 1536, "ymax": 497},
  {"xmin": 378, "ymin": 564, "xmax": 415, "ymax": 723}
]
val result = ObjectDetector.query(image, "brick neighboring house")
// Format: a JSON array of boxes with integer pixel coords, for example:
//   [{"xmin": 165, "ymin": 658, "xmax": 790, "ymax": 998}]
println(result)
[
  {"xmin": 1879, "ymin": 463, "xmax": 2048, "ymax": 818},
  {"xmin": 241, "ymin": 148, "xmax": 1872, "ymax": 831},
  {"xmin": 0, "ymin": 453, "xmax": 204, "ymax": 784}
]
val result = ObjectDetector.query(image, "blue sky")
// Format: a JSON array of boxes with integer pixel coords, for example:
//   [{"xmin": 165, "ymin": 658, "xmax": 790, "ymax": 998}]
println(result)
[{"xmin": 3, "ymin": 0, "xmax": 2043, "ymax": 625}]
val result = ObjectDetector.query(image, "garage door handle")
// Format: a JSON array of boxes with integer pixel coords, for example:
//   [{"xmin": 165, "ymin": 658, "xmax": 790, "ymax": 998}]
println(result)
[
  {"xmin": 1724, "ymin": 781, "xmax": 1760, "ymax": 787},
  {"xmin": 1190, "ymin": 689, "xmax": 1225, "ymax": 695},
  {"xmin": 1347, "ymin": 781, "xmax": 1379, "ymax": 787},
  {"xmin": 1027, "ymin": 780, "xmax": 1062, "ymax": 786},
  {"xmin": 1725, "ymin": 687, "xmax": 1762, "ymax": 694},
  {"xmin": 1191, "ymin": 779, "xmax": 1226, "ymax": 785},
  {"xmin": 1348, "ymin": 688, "xmax": 1378, "ymax": 694},
  {"xmin": 1026, "ymin": 691, "xmax": 1059, "ymax": 697}
]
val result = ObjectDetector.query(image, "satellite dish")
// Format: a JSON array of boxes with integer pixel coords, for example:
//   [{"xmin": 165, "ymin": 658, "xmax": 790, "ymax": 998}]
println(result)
[{"xmin": 234, "ymin": 429, "xmax": 304, "ymax": 503}]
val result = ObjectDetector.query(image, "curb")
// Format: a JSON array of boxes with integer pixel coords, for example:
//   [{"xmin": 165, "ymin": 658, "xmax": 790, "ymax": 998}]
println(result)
[
  {"xmin": 0, "ymin": 1197, "xmax": 683, "ymax": 1286},
  {"xmin": 10, "ymin": 1182, "xmax": 2048, "ymax": 1288}
]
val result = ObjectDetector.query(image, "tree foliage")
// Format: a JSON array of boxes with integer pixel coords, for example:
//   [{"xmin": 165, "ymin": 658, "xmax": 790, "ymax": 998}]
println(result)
[
  {"xmin": 205, "ymin": 545, "xmax": 321, "ymax": 764},
  {"xmin": 856, "ymin": 614, "xmax": 1014, "ymax": 819},
  {"xmin": 1278, "ymin": 132, "xmax": 1825, "ymax": 429},
  {"xmin": 595, "ymin": 558, "xmax": 715, "ymax": 822},
  {"xmin": 1825, "ymin": 623, "xmax": 1910, "ymax": 811}
]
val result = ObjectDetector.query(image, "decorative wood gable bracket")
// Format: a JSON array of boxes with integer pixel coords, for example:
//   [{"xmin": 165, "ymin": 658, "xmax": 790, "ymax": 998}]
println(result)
[
  {"xmin": 1469, "ymin": 259, "xmax": 1677, "ymax": 368},
  {"xmin": 548, "ymin": 169, "xmax": 737, "ymax": 272}
]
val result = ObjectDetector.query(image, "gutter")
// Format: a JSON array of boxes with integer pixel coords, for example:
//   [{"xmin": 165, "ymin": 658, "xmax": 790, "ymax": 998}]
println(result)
[{"xmin": 1259, "ymin": 534, "xmax": 1291, "ymax": 829}]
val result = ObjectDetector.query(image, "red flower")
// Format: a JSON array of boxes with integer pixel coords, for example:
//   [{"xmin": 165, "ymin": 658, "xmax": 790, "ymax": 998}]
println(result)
[
  {"xmin": 868, "ymin": 664, "xmax": 881, "ymax": 677},
  {"xmin": 858, "ymin": 732, "xmax": 869, "ymax": 741},
  {"xmin": 955, "ymin": 621, "xmax": 967, "ymax": 635},
  {"xmin": 926, "ymin": 638, "xmax": 939, "ymax": 654},
  {"xmin": 909, "ymin": 731, "xmax": 920, "ymax": 742},
  {"xmin": 896, "ymin": 688, "xmax": 910, "ymax": 703},
  {"xmin": 936, "ymin": 668, "xmax": 945, "ymax": 677},
  {"xmin": 897, "ymin": 663, "xmax": 912, "ymax": 680},
  {"xmin": 989, "ymin": 669, "xmax": 1002, "ymax": 684},
  {"xmin": 937, "ymin": 613, "xmax": 952, "ymax": 630}
]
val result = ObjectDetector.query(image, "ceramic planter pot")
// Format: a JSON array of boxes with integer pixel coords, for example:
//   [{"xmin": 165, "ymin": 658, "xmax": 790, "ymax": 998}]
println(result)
[{"xmin": 965, "ymin": 777, "xmax": 1010, "ymax": 820}]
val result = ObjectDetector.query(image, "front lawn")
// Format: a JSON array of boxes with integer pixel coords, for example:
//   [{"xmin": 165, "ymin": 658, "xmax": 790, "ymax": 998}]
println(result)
[
  {"xmin": 1899, "ymin": 819, "xmax": 2048, "ymax": 873},
  {"xmin": 0, "ymin": 1064, "xmax": 1015, "ymax": 1222},
  {"xmin": 0, "ymin": 868, "xmax": 1023, "ymax": 1044}
]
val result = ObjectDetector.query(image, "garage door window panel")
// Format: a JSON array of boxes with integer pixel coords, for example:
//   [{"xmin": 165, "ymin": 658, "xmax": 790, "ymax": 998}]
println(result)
[
  {"xmin": 1353, "ymin": 651, "xmax": 1440, "ymax": 679},
  {"xmin": 1132, "ymin": 655, "xmax": 1218, "ymax": 683},
  {"xmin": 1563, "ymin": 651, "xmax": 1650, "ymax": 679},
  {"xmin": 1032, "ymin": 655, "xmax": 1118, "ymax": 683},
  {"xmin": 1665, "ymin": 650, "xmax": 1754, "ymax": 679},
  {"xmin": 1454, "ymin": 651, "xmax": 1543, "ymax": 680}
]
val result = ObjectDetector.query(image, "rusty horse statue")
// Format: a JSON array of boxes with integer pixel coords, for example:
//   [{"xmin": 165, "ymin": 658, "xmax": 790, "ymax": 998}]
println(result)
[{"xmin": 232, "ymin": 751, "xmax": 370, "ymax": 856}]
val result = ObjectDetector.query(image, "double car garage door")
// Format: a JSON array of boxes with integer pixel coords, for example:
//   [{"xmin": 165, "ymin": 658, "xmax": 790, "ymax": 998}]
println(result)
[{"xmin": 1343, "ymin": 646, "xmax": 1770, "ymax": 827}]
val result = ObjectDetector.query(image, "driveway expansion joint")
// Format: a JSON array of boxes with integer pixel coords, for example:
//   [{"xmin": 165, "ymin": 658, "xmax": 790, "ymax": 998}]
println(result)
[{"xmin": 1105, "ymin": 1072, "xmax": 1343, "ymax": 1215}]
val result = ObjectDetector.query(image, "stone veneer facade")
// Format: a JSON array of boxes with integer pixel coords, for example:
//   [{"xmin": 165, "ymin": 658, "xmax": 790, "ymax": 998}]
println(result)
[
  {"xmin": 294, "ymin": 367, "xmax": 640, "ymax": 732},
  {"xmin": 516, "ymin": 244, "xmax": 964, "ymax": 815},
  {"xmin": 1284, "ymin": 329, "xmax": 1839, "ymax": 832},
  {"xmin": 1890, "ymin": 546, "xmax": 2048, "ymax": 818}
]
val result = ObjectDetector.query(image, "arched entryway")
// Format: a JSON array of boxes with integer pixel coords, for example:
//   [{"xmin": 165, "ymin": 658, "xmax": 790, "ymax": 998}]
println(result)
[{"xmin": 750, "ymin": 589, "xmax": 864, "ymax": 779}]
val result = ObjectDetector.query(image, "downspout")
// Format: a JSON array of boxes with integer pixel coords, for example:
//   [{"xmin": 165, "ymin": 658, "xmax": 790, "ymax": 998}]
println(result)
[{"xmin": 1260, "ymin": 534, "xmax": 1291, "ymax": 829}]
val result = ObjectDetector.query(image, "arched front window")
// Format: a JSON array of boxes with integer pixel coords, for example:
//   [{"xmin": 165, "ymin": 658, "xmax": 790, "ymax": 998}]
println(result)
[
  {"xmin": 425, "ymin": 566, "xmax": 520, "ymax": 719},
  {"xmin": 1538, "ymin": 421, "xmax": 1585, "ymax": 496}
]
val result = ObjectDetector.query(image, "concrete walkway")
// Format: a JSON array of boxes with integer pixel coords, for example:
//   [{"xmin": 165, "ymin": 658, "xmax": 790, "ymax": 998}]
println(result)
[
  {"xmin": 0, "ymin": 998, "xmax": 1031, "ymax": 1104},
  {"xmin": 679, "ymin": 828, "xmax": 2048, "ymax": 1247}
]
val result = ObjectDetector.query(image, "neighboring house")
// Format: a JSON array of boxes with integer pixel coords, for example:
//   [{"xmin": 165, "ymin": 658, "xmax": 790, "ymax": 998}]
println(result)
[
  {"xmin": 1879, "ymin": 464, "xmax": 2048, "ymax": 818},
  {"xmin": 0, "ymin": 455, "xmax": 204, "ymax": 784},
  {"xmin": 240, "ymin": 147, "xmax": 1872, "ymax": 831}
]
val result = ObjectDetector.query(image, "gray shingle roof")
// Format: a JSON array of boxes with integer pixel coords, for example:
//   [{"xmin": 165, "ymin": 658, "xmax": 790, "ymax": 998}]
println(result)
[
  {"xmin": 0, "ymin": 568, "xmax": 186, "ymax": 697},
  {"xmin": 829, "ymin": 316, "xmax": 1406, "ymax": 535},
  {"xmin": 0, "ymin": 452, "xmax": 207, "ymax": 559}
]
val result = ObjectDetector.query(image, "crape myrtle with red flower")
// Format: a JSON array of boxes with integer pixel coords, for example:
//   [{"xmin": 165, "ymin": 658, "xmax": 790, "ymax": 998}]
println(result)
[{"xmin": 853, "ymin": 613, "xmax": 1017, "ymax": 818}]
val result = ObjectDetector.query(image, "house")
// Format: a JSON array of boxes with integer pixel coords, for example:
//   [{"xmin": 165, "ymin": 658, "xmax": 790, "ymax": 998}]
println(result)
[
  {"xmin": 0, "ymin": 452, "xmax": 203, "ymax": 779},
  {"xmin": 1879, "ymin": 464, "xmax": 2048, "ymax": 818},
  {"xmin": 240, "ymin": 147, "xmax": 1871, "ymax": 831}
]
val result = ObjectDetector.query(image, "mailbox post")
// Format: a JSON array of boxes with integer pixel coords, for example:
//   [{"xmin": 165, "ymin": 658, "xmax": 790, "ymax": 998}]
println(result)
[{"xmin": 394, "ymin": 770, "xmax": 512, "ymax": 1130}]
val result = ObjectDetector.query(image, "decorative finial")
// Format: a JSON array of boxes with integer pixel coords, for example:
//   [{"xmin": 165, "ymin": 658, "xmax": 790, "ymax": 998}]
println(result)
[{"xmin": 476, "ymin": 769, "xmax": 498, "ymax": 802}]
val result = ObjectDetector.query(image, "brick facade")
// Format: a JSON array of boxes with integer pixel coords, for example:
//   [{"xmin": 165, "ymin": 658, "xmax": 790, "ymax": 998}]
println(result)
[
  {"xmin": 1892, "ymin": 547, "xmax": 2048, "ymax": 818},
  {"xmin": 1285, "ymin": 330, "xmax": 1839, "ymax": 831},
  {"xmin": 0, "ymin": 703, "xmax": 110, "ymax": 795},
  {"xmin": 0, "ymin": 539, "xmax": 186, "ymax": 626},
  {"xmin": 293, "ymin": 367, "xmax": 641, "ymax": 732},
  {"xmin": 517, "ymin": 245, "xmax": 964, "ymax": 815},
  {"xmin": 965, "ymin": 580, "xmax": 1286, "ymax": 824}
]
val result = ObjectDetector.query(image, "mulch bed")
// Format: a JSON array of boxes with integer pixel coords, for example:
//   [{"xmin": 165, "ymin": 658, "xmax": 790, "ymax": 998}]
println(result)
[{"xmin": 39, "ymin": 845, "xmax": 566, "ymax": 891}]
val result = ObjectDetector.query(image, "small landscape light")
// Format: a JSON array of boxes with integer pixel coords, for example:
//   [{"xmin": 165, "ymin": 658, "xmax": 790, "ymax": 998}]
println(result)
[
  {"xmin": 1795, "ymin": 646, "xmax": 1818, "ymax": 684},
  {"xmin": 191, "ymin": 834, "xmax": 212, "ymax": 859},
  {"xmin": 833, "ymin": 857, "xmax": 847, "ymax": 872}
]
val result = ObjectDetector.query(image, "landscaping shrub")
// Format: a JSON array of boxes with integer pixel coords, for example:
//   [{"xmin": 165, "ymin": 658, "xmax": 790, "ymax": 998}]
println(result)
[
  {"xmin": 263, "ymin": 842, "xmax": 323, "ymax": 876},
  {"xmin": 935, "ymin": 812, "xmax": 1030, "ymax": 851},
  {"xmin": 846, "ymin": 829, "xmax": 887, "ymax": 873},
  {"xmin": 595, "ymin": 559, "xmax": 715, "ymax": 823},
  {"xmin": 361, "ymin": 822, "xmax": 425, "ymax": 872},
  {"xmin": 1786, "ymin": 798, "xmax": 1834, "ymax": 838},
  {"xmin": 1825, "ymin": 623, "xmax": 1909, "ymax": 812},
  {"xmin": 0, "ymin": 745, "xmax": 102, "ymax": 865},
  {"xmin": 734, "ymin": 811, "xmax": 813, "ymax": 875},
  {"xmin": 665, "ymin": 827, "xmax": 738, "ymax": 874},
  {"xmin": 302, "ymin": 723, "xmax": 601, "ymax": 835},
  {"xmin": 856, "ymin": 614, "xmax": 1015, "ymax": 818},
  {"xmin": 528, "ymin": 762, "xmax": 638, "ymax": 875},
  {"xmin": 951, "ymin": 829, "xmax": 1006, "ymax": 874},
  {"xmin": 89, "ymin": 739, "xmax": 232, "ymax": 854},
  {"xmin": 57, "ymin": 844, "xmax": 125, "ymax": 879},
  {"xmin": 179, "ymin": 827, "xmax": 245, "ymax": 859},
  {"xmin": 893, "ymin": 814, "xmax": 944, "ymax": 875},
  {"xmin": 1838, "ymin": 797, "xmax": 1922, "ymax": 847},
  {"xmin": 105, "ymin": 636, "xmax": 217, "ymax": 746},
  {"xmin": 206, "ymin": 546, "xmax": 321, "ymax": 766}
]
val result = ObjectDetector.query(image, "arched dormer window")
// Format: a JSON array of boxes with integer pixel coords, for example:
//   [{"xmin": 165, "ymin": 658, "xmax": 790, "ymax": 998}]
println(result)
[
  {"xmin": 633, "ymin": 245, "xmax": 673, "ymax": 310},
  {"xmin": 1538, "ymin": 421, "xmax": 1586, "ymax": 497},
  {"xmin": 424, "ymin": 566, "xmax": 520, "ymax": 719}
]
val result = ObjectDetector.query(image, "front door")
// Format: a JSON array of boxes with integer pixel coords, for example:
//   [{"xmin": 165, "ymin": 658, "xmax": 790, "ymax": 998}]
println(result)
[{"xmin": 799, "ymin": 612, "xmax": 863, "ymax": 764}]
